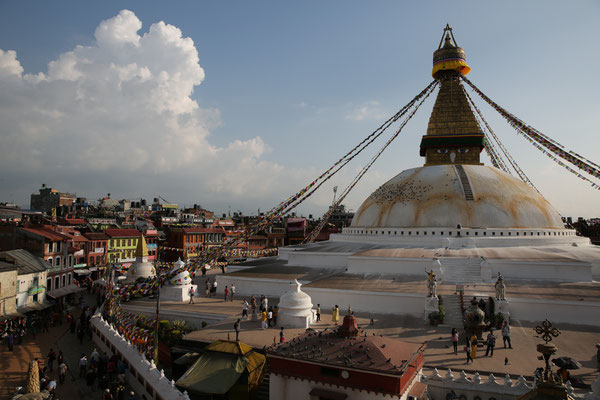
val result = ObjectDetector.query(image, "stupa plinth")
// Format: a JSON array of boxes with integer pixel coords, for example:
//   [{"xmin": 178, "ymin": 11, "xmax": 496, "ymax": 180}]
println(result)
[{"xmin": 161, "ymin": 258, "xmax": 197, "ymax": 302}]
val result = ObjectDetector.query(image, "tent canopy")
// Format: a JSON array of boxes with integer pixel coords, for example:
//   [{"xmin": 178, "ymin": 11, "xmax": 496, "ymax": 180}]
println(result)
[{"xmin": 176, "ymin": 352, "xmax": 247, "ymax": 395}]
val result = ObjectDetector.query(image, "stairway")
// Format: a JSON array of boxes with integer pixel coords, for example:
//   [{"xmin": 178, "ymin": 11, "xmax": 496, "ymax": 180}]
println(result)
[
  {"xmin": 439, "ymin": 257, "xmax": 482, "ymax": 284},
  {"xmin": 454, "ymin": 165, "xmax": 474, "ymax": 201},
  {"xmin": 441, "ymin": 294, "xmax": 464, "ymax": 327},
  {"xmin": 254, "ymin": 362, "xmax": 270, "ymax": 400}
]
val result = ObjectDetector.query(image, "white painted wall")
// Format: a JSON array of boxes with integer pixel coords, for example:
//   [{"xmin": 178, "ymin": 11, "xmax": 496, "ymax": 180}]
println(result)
[
  {"xmin": 287, "ymin": 251, "xmax": 352, "ymax": 268},
  {"xmin": 91, "ymin": 313, "xmax": 190, "ymax": 400},
  {"xmin": 490, "ymin": 260, "xmax": 592, "ymax": 282},
  {"xmin": 270, "ymin": 373, "xmax": 404, "ymax": 400},
  {"xmin": 348, "ymin": 256, "xmax": 430, "ymax": 276},
  {"xmin": 507, "ymin": 297, "xmax": 600, "ymax": 326}
]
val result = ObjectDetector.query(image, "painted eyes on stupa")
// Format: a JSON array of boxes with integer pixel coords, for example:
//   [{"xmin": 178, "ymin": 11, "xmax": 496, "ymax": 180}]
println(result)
[
  {"xmin": 436, "ymin": 148, "xmax": 469, "ymax": 154},
  {"xmin": 437, "ymin": 149, "xmax": 449, "ymax": 154},
  {"xmin": 458, "ymin": 148, "xmax": 470, "ymax": 154}
]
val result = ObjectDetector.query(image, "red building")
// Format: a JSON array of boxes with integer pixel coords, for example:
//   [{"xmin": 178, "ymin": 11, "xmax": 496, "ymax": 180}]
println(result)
[
  {"xmin": 84, "ymin": 232, "xmax": 109, "ymax": 278},
  {"xmin": 268, "ymin": 312, "xmax": 426, "ymax": 400},
  {"xmin": 165, "ymin": 227, "xmax": 225, "ymax": 260}
]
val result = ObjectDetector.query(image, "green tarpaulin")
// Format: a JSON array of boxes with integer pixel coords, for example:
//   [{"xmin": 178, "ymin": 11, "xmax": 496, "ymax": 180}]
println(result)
[{"xmin": 176, "ymin": 352, "xmax": 248, "ymax": 395}]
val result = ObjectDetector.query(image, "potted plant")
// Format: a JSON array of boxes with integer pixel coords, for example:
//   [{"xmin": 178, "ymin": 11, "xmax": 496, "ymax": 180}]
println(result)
[
  {"xmin": 438, "ymin": 305, "xmax": 446, "ymax": 324},
  {"xmin": 495, "ymin": 312, "xmax": 505, "ymax": 329},
  {"xmin": 428, "ymin": 312, "xmax": 440, "ymax": 326}
]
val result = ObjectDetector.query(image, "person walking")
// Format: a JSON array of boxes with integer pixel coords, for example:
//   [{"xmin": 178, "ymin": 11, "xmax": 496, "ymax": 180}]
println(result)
[
  {"xmin": 267, "ymin": 307, "xmax": 273, "ymax": 328},
  {"xmin": 242, "ymin": 300, "xmax": 249, "ymax": 319},
  {"xmin": 212, "ymin": 280, "xmax": 218, "ymax": 297},
  {"xmin": 57, "ymin": 350, "xmax": 64, "ymax": 367},
  {"xmin": 230, "ymin": 284, "xmax": 236, "ymax": 301},
  {"xmin": 58, "ymin": 361, "xmax": 68, "ymax": 384},
  {"xmin": 279, "ymin": 327, "xmax": 285, "ymax": 343},
  {"xmin": 205, "ymin": 279, "xmax": 210, "ymax": 297},
  {"xmin": 47, "ymin": 348, "xmax": 57, "ymax": 372},
  {"xmin": 79, "ymin": 353, "xmax": 88, "ymax": 378},
  {"xmin": 261, "ymin": 310, "xmax": 268, "ymax": 329},
  {"xmin": 86, "ymin": 365, "xmax": 97, "ymax": 391},
  {"xmin": 470, "ymin": 333, "xmax": 478, "ymax": 360},
  {"xmin": 224, "ymin": 286, "xmax": 229, "ymax": 302},
  {"xmin": 251, "ymin": 295, "xmax": 257, "ymax": 312},
  {"xmin": 189, "ymin": 286, "xmax": 195, "ymax": 304},
  {"xmin": 485, "ymin": 330, "xmax": 497, "ymax": 357},
  {"xmin": 465, "ymin": 336, "xmax": 473, "ymax": 364},
  {"xmin": 261, "ymin": 295, "xmax": 268, "ymax": 312},
  {"xmin": 103, "ymin": 388, "xmax": 113, "ymax": 400},
  {"xmin": 451, "ymin": 328, "xmax": 459, "ymax": 354},
  {"xmin": 332, "ymin": 305, "xmax": 340, "ymax": 325},
  {"xmin": 233, "ymin": 319, "xmax": 240, "ymax": 341},
  {"xmin": 7, "ymin": 331, "xmax": 14, "ymax": 351},
  {"xmin": 316, "ymin": 304, "xmax": 321, "ymax": 322},
  {"xmin": 502, "ymin": 322, "xmax": 512, "ymax": 349}
]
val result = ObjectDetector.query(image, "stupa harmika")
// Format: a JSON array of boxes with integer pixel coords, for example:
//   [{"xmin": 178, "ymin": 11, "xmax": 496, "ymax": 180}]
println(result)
[{"xmin": 217, "ymin": 27, "xmax": 600, "ymax": 326}]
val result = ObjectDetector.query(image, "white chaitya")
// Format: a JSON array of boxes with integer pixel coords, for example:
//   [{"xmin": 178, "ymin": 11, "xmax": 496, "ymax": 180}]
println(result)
[
  {"xmin": 124, "ymin": 235, "xmax": 156, "ymax": 284},
  {"xmin": 277, "ymin": 279, "xmax": 314, "ymax": 329},
  {"xmin": 161, "ymin": 258, "xmax": 197, "ymax": 302}
]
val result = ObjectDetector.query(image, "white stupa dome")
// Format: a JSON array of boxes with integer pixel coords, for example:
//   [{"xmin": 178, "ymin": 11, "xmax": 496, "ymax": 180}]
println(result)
[
  {"xmin": 278, "ymin": 279, "xmax": 313, "ymax": 318},
  {"xmin": 351, "ymin": 165, "xmax": 564, "ymax": 229},
  {"xmin": 124, "ymin": 235, "xmax": 156, "ymax": 284}
]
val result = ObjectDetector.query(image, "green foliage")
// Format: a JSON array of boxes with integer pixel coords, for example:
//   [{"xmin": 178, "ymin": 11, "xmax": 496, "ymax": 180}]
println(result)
[
  {"xmin": 438, "ymin": 305, "xmax": 446, "ymax": 322},
  {"xmin": 496, "ymin": 312, "xmax": 505, "ymax": 325},
  {"xmin": 201, "ymin": 321, "xmax": 208, "ymax": 328},
  {"xmin": 171, "ymin": 320, "xmax": 193, "ymax": 334},
  {"xmin": 159, "ymin": 320, "xmax": 170, "ymax": 329},
  {"xmin": 428, "ymin": 312, "xmax": 440, "ymax": 322}
]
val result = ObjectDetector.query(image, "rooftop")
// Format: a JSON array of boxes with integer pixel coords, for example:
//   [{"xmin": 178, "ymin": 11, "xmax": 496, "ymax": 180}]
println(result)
[
  {"xmin": 104, "ymin": 228, "xmax": 141, "ymax": 238},
  {"xmin": 0, "ymin": 249, "xmax": 48, "ymax": 274}
]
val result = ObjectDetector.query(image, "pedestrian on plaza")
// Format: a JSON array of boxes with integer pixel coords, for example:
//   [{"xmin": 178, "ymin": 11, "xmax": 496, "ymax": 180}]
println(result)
[
  {"xmin": 107, "ymin": 357, "xmax": 116, "ymax": 380},
  {"xmin": 332, "ymin": 305, "xmax": 340, "ymax": 325},
  {"xmin": 242, "ymin": 300, "xmax": 249, "ymax": 319},
  {"xmin": 316, "ymin": 304, "xmax": 321, "ymax": 322},
  {"xmin": 205, "ymin": 279, "xmax": 210, "ymax": 297},
  {"xmin": 465, "ymin": 336, "xmax": 473, "ymax": 364},
  {"xmin": 47, "ymin": 348, "xmax": 57, "ymax": 372},
  {"xmin": 485, "ymin": 329, "xmax": 497, "ymax": 357},
  {"xmin": 502, "ymin": 322, "xmax": 512, "ymax": 349},
  {"xmin": 201, "ymin": 265, "xmax": 207, "ymax": 276},
  {"xmin": 230, "ymin": 284, "xmax": 236, "ymax": 301},
  {"xmin": 128, "ymin": 391, "xmax": 136, "ymax": 400},
  {"xmin": 86, "ymin": 365, "xmax": 97, "ymax": 390},
  {"xmin": 91, "ymin": 348, "xmax": 100, "ymax": 367},
  {"xmin": 17, "ymin": 328, "xmax": 24, "ymax": 344},
  {"xmin": 234, "ymin": 319, "xmax": 240, "ymax": 341},
  {"xmin": 279, "ymin": 327, "xmax": 285, "ymax": 343},
  {"xmin": 261, "ymin": 295, "xmax": 268, "ymax": 312},
  {"xmin": 58, "ymin": 350, "xmax": 64, "ymax": 365},
  {"xmin": 31, "ymin": 318, "xmax": 38, "ymax": 338},
  {"xmin": 251, "ymin": 295, "xmax": 257, "ymax": 312},
  {"xmin": 261, "ymin": 310, "xmax": 268, "ymax": 329},
  {"xmin": 451, "ymin": 328, "xmax": 459, "ymax": 355},
  {"xmin": 188, "ymin": 286, "xmax": 195, "ymax": 304},
  {"xmin": 212, "ymin": 280, "xmax": 218, "ymax": 297},
  {"xmin": 224, "ymin": 286, "xmax": 229, "ymax": 302},
  {"xmin": 103, "ymin": 388, "xmax": 113, "ymax": 400},
  {"xmin": 7, "ymin": 331, "xmax": 14, "ymax": 351},
  {"xmin": 273, "ymin": 306, "xmax": 278, "ymax": 326},
  {"xmin": 79, "ymin": 353, "xmax": 88, "ymax": 378},
  {"xmin": 58, "ymin": 361, "xmax": 68, "ymax": 384},
  {"xmin": 267, "ymin": 307, "xmax": 273, "ymax": 328},
  {"xmin": 46, "ymin": 379, "xmax": 57, "ymax": 394},
  {"xmin": 470, "ymin": 333, "xmax": 478, "ymax": 360}
]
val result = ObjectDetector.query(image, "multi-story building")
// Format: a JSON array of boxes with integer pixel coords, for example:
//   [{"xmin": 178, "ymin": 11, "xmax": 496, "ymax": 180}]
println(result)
[
  {"xmin": 164, "ymin": 227, "xmax": 225, "ymax": 260},
  {"xmin": 105, "ymin": 229, "xmax": 143, "ymax": 264},
  {"xmin": 0, "ymin": 261, "xmax": 18, "ymax": 318},
  {"xmin": 0, "ymin": 249, "xmax": 49, "ymax": 313},
  {"xmin": 30, "ymin": 184, "xmax": 76, "ymax": 215},
  {"xmin": 17, "ymin": 226, "xmax": 76, "ymax": 295},
  {"xmin": 84, "ymin": 232, "xmax": 108, "ymax": 268}
]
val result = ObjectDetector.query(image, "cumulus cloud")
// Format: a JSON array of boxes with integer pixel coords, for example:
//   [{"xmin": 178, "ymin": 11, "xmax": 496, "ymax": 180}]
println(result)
[
  {"xmin": 345, "ymin": 100, "xmax": 386, "ymax": 121},
  {"xmin": 0, "ymin": 10, "xmax": 324, "ymax": 211}
]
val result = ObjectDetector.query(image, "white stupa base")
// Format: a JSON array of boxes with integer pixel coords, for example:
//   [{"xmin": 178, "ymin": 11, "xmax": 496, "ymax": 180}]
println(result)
[
  {"xmin": 278, "ymin": 312, "xmax": 314, "ymax": 329},
  {"xmin": 424, "ymin": 296, "xmax": 439, "ymax": 322},
  {"xmin": 161, "ymin": 284, "xmax": 197, "ymax": 302}
]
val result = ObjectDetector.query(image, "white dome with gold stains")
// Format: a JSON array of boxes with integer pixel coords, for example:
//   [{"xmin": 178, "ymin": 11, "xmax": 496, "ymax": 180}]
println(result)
[{"xmin": 351, "ymin": 165, "xmax": 564, "ymax": 229}]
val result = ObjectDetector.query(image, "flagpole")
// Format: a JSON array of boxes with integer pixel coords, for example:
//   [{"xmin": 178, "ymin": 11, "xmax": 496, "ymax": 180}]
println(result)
[{"xmin": 153, "ymin": 248, "xmax": 161, "ymax": 365}]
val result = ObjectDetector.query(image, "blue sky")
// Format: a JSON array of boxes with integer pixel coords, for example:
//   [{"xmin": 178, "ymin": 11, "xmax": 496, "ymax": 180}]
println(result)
[{"xmin": 0, "ymin": 1, "xmax": 598, "ymax": 218}]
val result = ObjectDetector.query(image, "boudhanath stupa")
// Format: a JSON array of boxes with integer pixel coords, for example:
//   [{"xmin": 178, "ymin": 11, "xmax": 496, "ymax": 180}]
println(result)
[{"xmin": 217, "ymin": 27, "xmax": 600, "ymax": 326}]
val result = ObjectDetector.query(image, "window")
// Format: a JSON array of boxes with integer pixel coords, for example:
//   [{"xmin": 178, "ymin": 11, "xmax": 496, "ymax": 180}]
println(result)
[
  {"xmin": 55, "ymin": 276, "xmax": 60, "ymax": 289},
  {"xmin": 62, "ymin": 275, "xmax": 66, "ymax": 287},
  {"xmin": 48, "ymin": 258, "xmax": 53, "ymax": 267},
  {"xmin": 55, "ymin": 256, "xmax": 61, "ymax": 268},
  {"xmin": 47, "ymin": 278, "xmax": 52, "ymax": 291},
  {"xmin": 68, "ymin": 273, "xmax": 72, "ymax": 285}
]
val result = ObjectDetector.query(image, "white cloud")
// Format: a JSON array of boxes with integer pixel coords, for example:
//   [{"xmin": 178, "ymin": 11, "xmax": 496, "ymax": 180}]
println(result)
[
  {"xmin": 0, "ymin": 10, "xmax": 320, "ymax": 210},
  {"xmin": 345, "ymin": 100, "xmax": 386, "ymax": 121}
]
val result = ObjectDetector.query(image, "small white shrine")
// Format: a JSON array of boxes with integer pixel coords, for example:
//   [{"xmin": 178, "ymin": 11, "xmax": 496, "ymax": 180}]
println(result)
[
  {"xmin": 161, "ymin": 258, "xmax": 197, "ymax": 302},
  {"xmin": 277, "ymin": 279, "xmax": 314, "ymax": 329},
  {"xmin": 124, "ymin": 235, "xmax": 156, "ymax": 284}
]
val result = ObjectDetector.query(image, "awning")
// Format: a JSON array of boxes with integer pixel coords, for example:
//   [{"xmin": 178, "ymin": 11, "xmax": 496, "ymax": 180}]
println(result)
[
  {"xmin": 17, "ymin": 302, "xmax": 53, "ymax": 313},
  {"xmin": 88, "ymin": 267, "xmax": 98, "ymax": 272},
  {"xmin": 177, "ymin": 352, "xmax": 247, "ymax": 395},
  {"xmin": 46, "ymin": 285, "xmax": 85, "ymax": 298},
  {"xmin": 74, "ymin": 269, "xmax": 91, "ymax": 275}
]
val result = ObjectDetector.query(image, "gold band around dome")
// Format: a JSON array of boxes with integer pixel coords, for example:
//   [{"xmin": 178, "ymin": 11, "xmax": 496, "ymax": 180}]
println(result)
[{"xmin": 432, "ymin": 59, "xmax": 471, "ymax": 78}]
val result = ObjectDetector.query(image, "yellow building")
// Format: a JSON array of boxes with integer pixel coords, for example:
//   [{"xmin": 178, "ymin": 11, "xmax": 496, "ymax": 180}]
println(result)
[{"xmin": 105, "ymin": 229, "xmax": 141, "ymax": 264}]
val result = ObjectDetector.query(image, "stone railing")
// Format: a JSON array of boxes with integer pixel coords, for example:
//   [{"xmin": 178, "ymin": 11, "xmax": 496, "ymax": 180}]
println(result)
[
  {"xmin": 91, "ymin": 313, "xmax": 190, "ymax": 400},
  {"xmin": 423, "ymin": 368, "xmax": 534, "ymax": 400}
]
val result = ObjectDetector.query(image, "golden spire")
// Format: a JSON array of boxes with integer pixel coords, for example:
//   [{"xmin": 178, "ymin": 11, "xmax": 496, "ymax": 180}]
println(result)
[
  {"xmin": 134, "ymin": 234, "xmax": 149, "ymax": 258},
  {"xmin": 419, "ymin": 25, "xmax": 485, "ymax": 166}
]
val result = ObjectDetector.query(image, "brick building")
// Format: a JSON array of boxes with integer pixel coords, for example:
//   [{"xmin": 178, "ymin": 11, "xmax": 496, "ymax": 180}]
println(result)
[
  {"xmin": 0, "ymin": 261, "xmax": 18, "ymax": 318},
  {"xmin": 30, "ymin": 184, "xmax": 76, "ymax": 215},
  {"xmin": 105, "ymin": 229, "xmax": 144, "ymax": 264}
]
